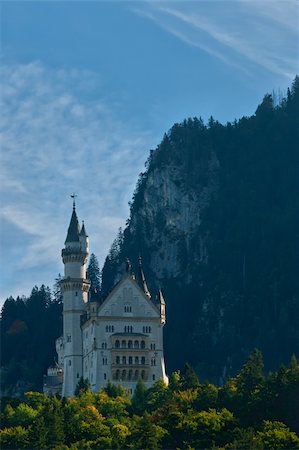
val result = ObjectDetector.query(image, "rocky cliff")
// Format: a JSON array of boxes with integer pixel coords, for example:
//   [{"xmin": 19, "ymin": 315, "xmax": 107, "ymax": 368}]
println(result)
[{"xmin": 101, "ymin": 79, "xmax": 299, "ymax": 382}]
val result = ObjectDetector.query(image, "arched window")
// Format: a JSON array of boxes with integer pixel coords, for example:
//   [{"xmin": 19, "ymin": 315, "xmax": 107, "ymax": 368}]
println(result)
[
  {"xmin": 122, "ymin": 370, "xmax": 126, "ymax": 380},
  {"xmin": 134, "ymin": 340, "xmax": 139, "ymax": 349},
  {"xmin": 128, "ymin": 340, "xmax": 133, "ymax": 349},
  {"xmin": 141, "ymin": 356, "xmax": 145, "ymax": 365},
  {"xmin": 135, "ymin": 356, "xmax": 139, "ymax": 364},
  {"xmin": 115, "ymin": 340, "xmax": 120, "ymax": 348},
  {"xmin": 141, "ymin": 370, "xmax": 145, "ymax": 380},
  {"xmin": 134, "ymin": 370, "xmax": 139, "ymax": 380},
  {"xmin": 121, "ymin": 340, "xmax": 126, "ymax": 348},
  {"xmin": 122, "ymin": 356, "xmax": 126, "ymax": 365},
  {"xmin": 116, "ymin": 370, "xmax": 120, "ymax": 380},
  {"xmin": 129, "ymin": 356, "xmax": 133, "ymax": 365},
  {"xmin": 116, "ymin": 356, "xmax": 120, "ymax": 364},
  {"xmin": 141, "ymin": 340, "xmax": 145, "ymax": 349},
  {"xmin": 128, "ymin": 370, "xmax": 132, "ymax": 380}
]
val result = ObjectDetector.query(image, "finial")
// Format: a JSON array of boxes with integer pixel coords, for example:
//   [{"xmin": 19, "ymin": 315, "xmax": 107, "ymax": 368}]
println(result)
[{"xmin": 70, "ymin": 193, "xmax": 77, "ymax": 210}]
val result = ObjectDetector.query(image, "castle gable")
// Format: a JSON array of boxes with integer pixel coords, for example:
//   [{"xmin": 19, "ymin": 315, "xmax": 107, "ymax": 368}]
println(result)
[{"xmin": 98, "ymin": 276, "xmax": 159, "ymax": 318}]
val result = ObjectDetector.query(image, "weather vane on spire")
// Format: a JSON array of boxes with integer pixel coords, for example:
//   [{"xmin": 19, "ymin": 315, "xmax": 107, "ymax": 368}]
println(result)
[{"xmin": 70, "ymin": 193, "xmax": 77, "ymax": 209}]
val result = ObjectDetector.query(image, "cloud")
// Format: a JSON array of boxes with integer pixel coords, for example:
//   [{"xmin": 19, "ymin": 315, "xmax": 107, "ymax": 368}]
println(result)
[
  {"xmin": 133, "ymin": 1, "xmax": 297, "ymax": 79},
  {"xmin": 0, "ymin": 61, "xmax": 155, "ymax": 301}
]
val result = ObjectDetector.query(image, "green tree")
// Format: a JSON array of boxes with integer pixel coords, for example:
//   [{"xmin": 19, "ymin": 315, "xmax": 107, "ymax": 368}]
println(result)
[
  {"xmin": 75, "ymin": 377, "xmax": 91, "ymax": 396},
  {"xmin": 87, "ymin": 254, "xmax": 101, "ymax": 301},
  {"xmin": 0, "ymin": 426, "xmax": 29, "ymax": 449},
  {"xmin": 181, "ymin": 363, "xmax": 200, "ymax": 389},
  {"xmin": 131, "ymin": 379, "xmax": 147, "ymax": 415},
  {"xmin": 257, "ymin": 420, "xmax": 299, "ymax": 449}
]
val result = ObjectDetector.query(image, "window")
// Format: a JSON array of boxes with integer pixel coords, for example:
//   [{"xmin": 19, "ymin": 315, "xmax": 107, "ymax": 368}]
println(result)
[
  {"xmin": 129, "ymin": 356, "xmax": 133, "ymax": 365},
  {"xmin": 115, "ymin": 340, "xmax": 120, "ymax": 348},
  {"xmin": 104, "ymin": 373, "xmax": 107, "ymax": 380},
  {"xmin": 68, "ymin": 360, "xmax": 71, "ymax": 366},
  {"xmin": 141, "ymin": 340, "xmax": 145, "ymax": 349},
  {"xmin": 121, "ymin": 340, "xmax": 126, "ymax": 348},
  {"xmin": 141, "ymin": 356, "xmax": 145, "ymax": 365},
  {"xmin": 150, "ymin": 343, "xmax": 156, "ymax": 350},
  {"xmin": 124, "ymin": 305, "xmax": 132, "ymax": 313},
  {"xmin": 135, "ymin": 356, "xmax": 139, "ymax": 364},
  {"xmin": 134, "ymin": 340, "xmax": 139, "ymax": 349},
  {"xmin": 67, "ymin": 335, "xmax": 71, "ymax": 343},
  {"xmin": 122, "ymin": 370, "xmax": 126, "ymax": 380},
  {"xmin": 106, "ymin": 325, "xmax": 114, "ymax": 333},
  {"xmin": 116, "ymin": 356, "xmax": 120, "ymax": 364},
  {"xmin": 124, "ymin": 325, "xmax": 133, "ymax": 333},
  {"xmin": 141, "ymin": 370, "xmax": 145, "ymax": 380},
  {"xmin": 75, "ymin": 291, "xmax": 78, "ymax": 297},
  {"xmin": 116, "ymin": 370, "xmax": 120, "ymax": 380},
  {"xmin": 77, "ymin": 373, "xmax": 79, "ymax": 378},
  {"xmin": 153, "ymin": 374, "xmax": 156, "ymax": 381},
  {"xmin": 151, "ymin": 358, "xmax": 156, "ymax": 366},
  {"xmin": 128, "ymin": 370, "xmax": 132, "ymax": 380},
  {"xmin": 128, "ymin": 340, "xmax": 133, "ymax": 349},
  {"xmin": 122, "ymin": 356, "xmax": 126, "ymax": 365}
]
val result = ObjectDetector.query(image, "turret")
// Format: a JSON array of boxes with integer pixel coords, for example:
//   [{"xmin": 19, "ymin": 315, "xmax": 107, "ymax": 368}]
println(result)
[
  {"xmin": 79, "ymin": 221, "xmax": 89, "ymax": 254},
  {"xmin": 138, "ymin": 256, "xmax": 151, "ymax": 299},
  {"xmin": 60, "ymin": 197, "xmax": 90, "ymax": 397},
  {"xmin": 158, "ymin": 289, "xmax": 166, "ymax": 324}
]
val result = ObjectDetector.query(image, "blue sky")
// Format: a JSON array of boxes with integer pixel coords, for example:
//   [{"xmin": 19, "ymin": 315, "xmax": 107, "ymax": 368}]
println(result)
[{"xmin": 0, "ymin": 1, "xmax": 297, "ymax": 304}]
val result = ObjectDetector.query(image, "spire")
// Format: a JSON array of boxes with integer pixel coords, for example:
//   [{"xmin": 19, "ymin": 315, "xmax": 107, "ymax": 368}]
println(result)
[
  {"xmin": 157, "ymin": 289, "xmax": 165, "ymax": 305},
  {"xmin": 79, "ymin": 221, "xmax": 88, "ymax": 237},
  {"xmin": 65, "ymin": 197, "xmax": 80, "ymax": 244},
  {"xmin": 138, "ymin": 256, "xmax": 151, "ymax": 299}
]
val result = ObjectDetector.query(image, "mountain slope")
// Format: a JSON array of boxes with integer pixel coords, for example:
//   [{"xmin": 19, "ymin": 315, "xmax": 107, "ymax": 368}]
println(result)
[{"xmin": 101, "ymin": 78, "xmax": 299, "ymax": 382}]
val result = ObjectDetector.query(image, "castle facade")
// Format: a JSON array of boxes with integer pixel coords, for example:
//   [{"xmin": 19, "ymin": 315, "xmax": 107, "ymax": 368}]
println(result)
[{"xmin": 45, "ymin": 203, "xmax": 168, "ymax": 397}]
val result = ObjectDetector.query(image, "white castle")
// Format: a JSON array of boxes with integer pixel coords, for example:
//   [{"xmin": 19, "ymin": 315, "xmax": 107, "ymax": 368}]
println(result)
[{"xmin": 44, "ymin": 201, "xmax": 168, "ymax": 397}]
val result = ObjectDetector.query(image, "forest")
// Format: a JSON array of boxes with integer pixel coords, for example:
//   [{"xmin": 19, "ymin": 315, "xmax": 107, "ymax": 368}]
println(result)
[
  {"xmin": 101, "ymin": 77, "xmax": 299, "ymax": 381},
  {"xmin": 1, "ymin": 351, "xmax": 299, "ymax": 449}
]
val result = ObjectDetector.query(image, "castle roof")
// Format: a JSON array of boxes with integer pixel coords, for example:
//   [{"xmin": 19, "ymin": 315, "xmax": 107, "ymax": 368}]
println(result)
[
  {"xmin": 80, "ymin": 221, "xmax": 88, "ymax": 237},
  {"xmin": 65, "ymin": 207, "xmax": 80, "ymax": 243}
]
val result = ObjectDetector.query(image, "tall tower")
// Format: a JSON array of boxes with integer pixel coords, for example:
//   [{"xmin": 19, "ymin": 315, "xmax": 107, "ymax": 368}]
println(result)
[{"xmin": 60, "ymin": 198, "xmax": 90, "ymax": 397}]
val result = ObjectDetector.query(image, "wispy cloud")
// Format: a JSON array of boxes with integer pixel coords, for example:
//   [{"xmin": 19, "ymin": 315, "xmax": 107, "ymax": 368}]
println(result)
[
  {"xmin": 133, "ymin": 1, "xmax": 297, "ymax": 79},
  {"xmin": 0, "ymin": 61, "xmax": 154, "ymax": 301}
]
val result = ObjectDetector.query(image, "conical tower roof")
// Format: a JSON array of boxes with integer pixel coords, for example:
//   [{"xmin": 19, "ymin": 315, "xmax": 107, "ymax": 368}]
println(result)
[
  {"xmin": 79, "ymin": 221, "xmax": 88, "ymax": 237},
  {"xmin": 65, "ymin": 207, "xmax": 80, "ymax": 244},
  {"xmin": 157, "ymin": 289, "xmax": 165, "ymax": 305},
  {"xmin": 138, "ymin": 256, "xmax": 151, "ymax": 298}
]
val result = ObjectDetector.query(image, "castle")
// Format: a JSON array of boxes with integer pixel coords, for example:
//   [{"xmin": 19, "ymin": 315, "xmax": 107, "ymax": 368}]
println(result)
[{"xmin": 43, "ymin": 201, "xmax": 168, "ymax": 396}]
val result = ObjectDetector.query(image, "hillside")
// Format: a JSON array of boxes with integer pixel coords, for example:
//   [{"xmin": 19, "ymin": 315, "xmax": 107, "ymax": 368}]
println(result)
[{"xmin": 101, "ymin": 77, "xmax": 299, "ymax": 382}]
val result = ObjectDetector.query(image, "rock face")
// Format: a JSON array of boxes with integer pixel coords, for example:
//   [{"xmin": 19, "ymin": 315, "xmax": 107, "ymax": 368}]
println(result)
[{"xmin": 101, "ymin": 82, "xmax": 299, "ymax": 382}]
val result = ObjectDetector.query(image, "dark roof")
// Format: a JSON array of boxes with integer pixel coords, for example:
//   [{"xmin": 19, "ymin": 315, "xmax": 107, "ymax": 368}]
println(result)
[
  {"xmin": 65, "ymin": 208, "xmax": 80, "ymax": 243},
  {"xmin": 79, "ymin": 221, "xmax": 88, "ymax": 237}
]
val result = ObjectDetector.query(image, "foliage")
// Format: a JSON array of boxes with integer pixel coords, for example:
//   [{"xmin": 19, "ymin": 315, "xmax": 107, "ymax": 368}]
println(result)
[
  {"xmin": 87, "ymin": 253, "xmax": 101, "ymax": 301},
  {"xmin": 1, "ymin": 286, "xmax": 62, "ymax": 393},
  {"xmin": 1, "ymin": 354, "xmax": 298, "ymax": 449}
]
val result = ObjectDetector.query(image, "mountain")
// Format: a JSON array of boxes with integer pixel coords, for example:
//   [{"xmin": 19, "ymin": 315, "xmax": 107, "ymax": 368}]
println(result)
[{"xmin": 101, "ymin": 77, "xmax": 299, "ymax": 382}]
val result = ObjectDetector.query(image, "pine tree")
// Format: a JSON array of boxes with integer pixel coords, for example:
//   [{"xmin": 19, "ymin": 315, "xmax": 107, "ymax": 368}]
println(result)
[{"xmin": 87, "ymin": 253, "xmax": 101, "ymax": 301}]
